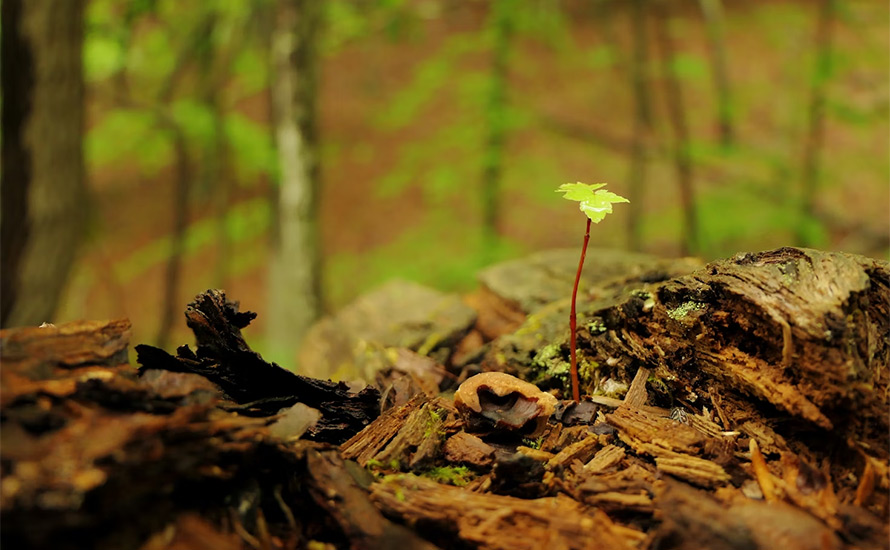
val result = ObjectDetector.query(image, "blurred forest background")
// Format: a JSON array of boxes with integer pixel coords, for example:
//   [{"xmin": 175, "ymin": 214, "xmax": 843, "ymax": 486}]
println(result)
[{"xmin": 1, "ymin": 0, "xmax": 887, "ymax": 368}]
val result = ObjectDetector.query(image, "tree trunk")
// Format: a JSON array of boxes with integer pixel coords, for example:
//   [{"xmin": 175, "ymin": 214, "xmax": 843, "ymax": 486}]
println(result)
[
  {"xmin": 654, "ymin": 6, "xmax": 699, "ymax": 256},
  {"xmin": 0, "ymin": 0, "xmax": 87, "ymax": 328},
  {"xmin": 698, "ymin": 0, "xmax": 734, "ymax": 148},
  {"xmin": 267, "ymin": 0, "xmax": 323, "ymax": 363},
  {"xmin": 797, "ymin": 0, "xmax": 836, "ymax": 247},
  {"xmin": 154, "ymin": 116, "xmax": 191, "ymax": 350},
  {"xmin": 626, "ymin": 0, "xmax": 654, "ymax": 252},
  {"xmin": 480, "ymin": 0, "xmax": 515, "ymax": 263}
]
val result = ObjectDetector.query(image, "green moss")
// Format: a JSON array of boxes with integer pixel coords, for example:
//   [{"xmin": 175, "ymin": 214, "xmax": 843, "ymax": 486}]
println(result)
[
  {"xmin": 530, "ymin": 343, "xmax": 570, "ymax": 386},
  {"xmin": 586, "ymin": 318, "xmax": 607, "ymax": 334},
  {"xmin": 417, "ymin": 332, "xmax": 444, "ymax": 356},
  {"xmin": 667, "ymin": 300, "xmax": 706, "ymax": 320},
  {"xmin": 423, "ymin": 466, "xmax": 473, "ymax": 487},
  {"xmin": 522, "ymin": 435, "xmax": 545, "ymax": 449},
  {"xmin": 422, "ymin": 406, "xmax": 445, "ymax": 439},
  {"xmin": 578, "ymin": 358, "xmax": 599, "ymax": 382}
]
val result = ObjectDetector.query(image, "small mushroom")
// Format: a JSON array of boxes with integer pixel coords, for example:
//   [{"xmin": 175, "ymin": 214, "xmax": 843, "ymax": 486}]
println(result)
[{"xmin": 453, "ymin": 372, "xmax": 558, "ymax": 437}]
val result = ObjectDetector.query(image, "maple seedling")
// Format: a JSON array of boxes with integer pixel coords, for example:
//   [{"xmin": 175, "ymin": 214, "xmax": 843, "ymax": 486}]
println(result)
[{"xmin": 556, "ymin": 183, "xmax": 629, "ymax": 402}]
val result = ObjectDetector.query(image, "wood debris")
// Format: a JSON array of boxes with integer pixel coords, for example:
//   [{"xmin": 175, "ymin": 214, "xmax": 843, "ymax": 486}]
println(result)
[{"xmin": 1, "ymin": 247, "xmax": 887, "ymax": 550}]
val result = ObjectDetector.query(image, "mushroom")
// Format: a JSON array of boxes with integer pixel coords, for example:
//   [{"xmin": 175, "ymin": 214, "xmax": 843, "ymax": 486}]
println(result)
[{"xmin": 453, "ymin": 372, "xmax": 558, "ymax": 437}]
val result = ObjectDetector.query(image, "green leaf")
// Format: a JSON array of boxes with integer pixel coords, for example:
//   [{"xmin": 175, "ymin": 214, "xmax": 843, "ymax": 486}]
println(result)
[
  {"xmin": 84, "ymin": 35, "xmax": 124, "ymax": 82},
  {"xmin": 556, "ymin": 182, "xmax": 629, "ymax": 223}
]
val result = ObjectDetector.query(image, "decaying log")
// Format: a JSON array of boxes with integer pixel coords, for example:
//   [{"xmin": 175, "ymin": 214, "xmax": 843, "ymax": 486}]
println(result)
[
  {"xmin": 135, "ymin": 289, "xmax": 380, "ymax": 443},
  {"xmin": 1, "ymin": 248, "xmax": 887, "ymax": 550},
  {"xmin": 304, "ymin": 450, "xmax": 441, "ymax": 550},
  {"xmin": 370, "ymin": 474, "xmax": 643, "ymax": 550},
  {"xmin": 587, "ymin": 248, "xmax": 887, "ymax": 440}
]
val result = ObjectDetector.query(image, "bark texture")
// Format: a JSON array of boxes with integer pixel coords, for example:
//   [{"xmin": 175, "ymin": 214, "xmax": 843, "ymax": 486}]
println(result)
[
  {"xmin": 1, "ymin": 248, "xmax": 886, "ymax": 550},
  {"xmin": 267, "ymin": 0, "xmax": 323, "ymax": 358},
  {"xmin": 1, "ymin": 0, "xmax": 87, "ymax": 328}
]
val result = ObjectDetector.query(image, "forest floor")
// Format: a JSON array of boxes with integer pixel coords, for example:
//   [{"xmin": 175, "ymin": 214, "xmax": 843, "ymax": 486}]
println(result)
[{"xmin": 3, "ymin": 246, "xmax": 887, "ymax": 550}]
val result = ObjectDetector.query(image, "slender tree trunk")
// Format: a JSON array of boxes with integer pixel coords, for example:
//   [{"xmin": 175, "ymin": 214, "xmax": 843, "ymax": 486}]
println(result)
[
  {"xmin": 654, "ymin": 7, "xmax": 698, "ymax": 256},
  {"xmin": 626, "ymin": 0, "xmax": 654, "ymax": 252},
  {"xmin": 699, "ymin": 0, "xmax": 734, "ymax": 148},
  {"xmin": 194, "ymin": 13, "xmax": 235, "ymax": 289},
  {"xmin": 481, "ymin": 0, "xmax": 515, "ymax": 262},
  {"xmin": 797, "ymin": 0, "xmax": 835, "ymax": 247},
  {"xmin": 1, "ymin": 0, "xmax": 87, "ymax": 328},
  {"xmin": 155, "ymin": 117, "xmax": 191, "ymax": 350},
  {"xmin": 268, "ymin": 0, "xmax": 322, "ymax": 363}
]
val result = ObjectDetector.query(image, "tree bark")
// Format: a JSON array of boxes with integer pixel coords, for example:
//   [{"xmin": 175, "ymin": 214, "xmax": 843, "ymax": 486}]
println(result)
[
  {"xmin": 797, "ymin": 0, "xmax": 836, "ymax": 247},
  {"xmin": 654, "ymin": 6, "xmax": 699, "ymax": 256},
  {"xmin": 1, "ymin": 0, "xmax": 87, "ymax": 328},
  {"xmin": 698, "ymin": 0, "xmax": 734, "ymax": 147},
  {"xmin": 267, "ymin": 0, "xmax": 323, "ymax": 362},
  {"xmin": 154, "ymin": 116, "xmax": 191, "ymax": 350},
  {"xmin": 626, "ymin": 0, "xmax": 654, "ymax": 252}
]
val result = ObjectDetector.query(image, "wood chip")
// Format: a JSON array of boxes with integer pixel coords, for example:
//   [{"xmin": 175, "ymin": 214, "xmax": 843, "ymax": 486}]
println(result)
[
  {"xmin": 655, "ymin": 455, "xmax": 731, "ymax": 488},
  {"xmin": 443, "ymin": 431, "xmax": 496, "ymax": 468},
  {"xmin": 547, "ymin": 435, "xmax": 600, "ymax": 471},
  {"xmin": 371, "ymin": 474, "xmax": 640, "ymax": 550},
  {"xmin": 584, "ymin": 445, "xmax": 625, "ymax": 474}
]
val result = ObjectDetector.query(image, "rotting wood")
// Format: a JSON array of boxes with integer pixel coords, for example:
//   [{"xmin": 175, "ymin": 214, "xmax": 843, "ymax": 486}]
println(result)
[
  {"xmin": 305, "ymin": 450, "xmax": 441, "ymax": 550},
  {"xmin": 1, "ymin": 247, "xmax": 888, "ymax": 550},
  {"xmin": 546, "ymin": 435, "xmax": 601, "ymax": 472},
  {"xmin": 577, "ymin": 463, "xmax": 657, "ymax": 513},
  {"xmin": 135, "ymin": 289, "xmax": 380, "ymax": 443},
  {"xmin": 340, "ymin": 396, "xmax": 456, "ymax": 471},
  {"xmin": 654, "ymin": 454, "xmax": 731, "ymax": 488},
  {"xmin": 443, "ymin": 431, "xmax": 496, "ymax": 468},
  {"xmin": 370, "ymin": 474, "xmax": 641, "ymax": 550},
  {"xmin": 584, "ymin": 444, "xmax": 626, "ymax": 474}
]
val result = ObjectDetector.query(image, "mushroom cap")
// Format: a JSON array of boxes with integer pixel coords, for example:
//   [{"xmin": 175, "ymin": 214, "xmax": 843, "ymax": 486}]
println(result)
[{"xmin": 453, "ymin": 372, "xmax": 558, "ymax": 436}]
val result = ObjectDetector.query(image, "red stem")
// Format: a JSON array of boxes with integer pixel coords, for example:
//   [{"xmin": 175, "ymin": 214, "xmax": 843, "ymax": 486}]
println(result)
[{"xmin": 570, "ymin": 217, "xmax": 591, "ymax": 403}]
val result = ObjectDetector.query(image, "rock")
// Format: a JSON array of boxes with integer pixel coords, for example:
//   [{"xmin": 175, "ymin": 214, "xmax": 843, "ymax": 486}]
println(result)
[
  {"xmin": 477, "ymin": 248, "xmax": 702, "ymax": 314},
  {"xmin": 480, "ymin": 251, "xmax": 702, "ymax": 394},
  {"xmin": 299, "ymin": 280, "xmax": 476, "ymax": 381}
]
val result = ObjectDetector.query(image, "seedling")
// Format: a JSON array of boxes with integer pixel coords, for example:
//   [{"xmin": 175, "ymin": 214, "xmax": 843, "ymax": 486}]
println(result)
[{"xmin": 556, "ymin": 183, "xmax": 629, "ymax": 402}]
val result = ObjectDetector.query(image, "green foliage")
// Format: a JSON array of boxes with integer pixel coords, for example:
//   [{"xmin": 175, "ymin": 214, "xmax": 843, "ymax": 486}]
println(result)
[
  {"xmin": 556, "ymin": 183, "xmax": 630, "ymax": 223},
  {"xmin": 113, "ymin": 198, "xmax": 271, "ymax": 283},
  {"xmin": 84, "ymin": 34, "xmax": 125, "ymax": 82},
  {"xmin": 327, "ymin": 210, "xmax": 523, "ymax": 307},
  {"xmin": 87, "ymin": 109, "xmax": 172, "ymax": 174},
  {"xmin": 670, "ymin": 53, "xmax": 708, "ymax": 81},
  {"xmin": 422, "ymin": 466, "xmax": 473, "ymax": 487},
  {"xmin": 224, "ymin": 113, "xmax": 277, "ymax": 181},
  {"xmin": 171, "ymin": 99, "xmax": 216, "ymax": 148}
]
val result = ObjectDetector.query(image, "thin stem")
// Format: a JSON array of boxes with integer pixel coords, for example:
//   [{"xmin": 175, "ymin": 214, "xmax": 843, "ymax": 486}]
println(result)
[{"xmin": 570, "ymin": 217, "xmax": 592, "ymax": 403}]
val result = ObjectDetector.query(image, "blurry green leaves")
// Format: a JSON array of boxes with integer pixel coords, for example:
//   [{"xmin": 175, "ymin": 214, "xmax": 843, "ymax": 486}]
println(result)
[
  {"xmin": 376, "ymin": 37, "xmax": 478, "ymax": 130},
  {"xmin": 87, "ymin": 109, "xmax": 171, "ymax": 174},
  {"xmin": 171, "ymin": 100, "xmax": 216, "ymax": 147},
  {"xmin": 224, "ymin": 113, "xmax": 277, "ymax": 181},
  {"xmin": 328, "ymin": 210, "xmax": 522, "ymax": 307},
  {"xmin": 85, "ymin": 0, "xmax": 276, "ymax": 183},
  {"xmin": 669, "ymin": 53, "xmax": 708, "ymax": 81},
  {"xmin": 114, "ymin": 198, "xmax": 272, "ymax": 283},
  {"xmin": 84, "ymin": 34, "xmax": 124, "ymax": 82},
  {"xmin": 556, "ymin": 183, "xmax": 629, "ymax": 223},
  {"xmin": 586, "ymin": 45, "xmax": 617, "ymax": 71},
  {"xmin": 232, "ymin": 48, "xmax": 268, "ymax": 97}
]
